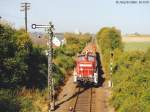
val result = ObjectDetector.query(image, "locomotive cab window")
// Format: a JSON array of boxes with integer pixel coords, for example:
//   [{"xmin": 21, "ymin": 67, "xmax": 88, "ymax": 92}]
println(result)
[
  {"xmin": 78, "ymin": 55, "xmax": 85, "ymax": 61},
  {"xmin": 88, "ymin": 55, "xmax": 94, "ymax": 61}
]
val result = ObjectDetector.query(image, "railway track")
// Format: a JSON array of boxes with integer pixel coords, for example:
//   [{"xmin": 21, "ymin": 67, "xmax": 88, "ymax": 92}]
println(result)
[
  {"xmin": 71, "ymin": 36, "xmax": 96, "ymax": 112},
  {"xmin": 73, "ymin": 87, "xmax": 96, "ymax": 112}
]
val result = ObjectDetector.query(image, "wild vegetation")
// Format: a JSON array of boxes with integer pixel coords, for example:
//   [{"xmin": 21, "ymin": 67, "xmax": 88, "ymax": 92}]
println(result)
[
  {"xmin": 96, "ymin": 27, "xmax": 150, "ymax": 112},
  {"xmin": 0, "ymin": 22, "xmax": 91, "ymax": 112},
  {"xmin": 96, "ymin": 27, "xmax": 123, "ymax": 79},
  {"xmin": 0, "ymin": 22, "xmax": 48, "ymax": 111},
  {"xmin": 111, "ymin": 50, "xmax": 150, "ymax": 112}
]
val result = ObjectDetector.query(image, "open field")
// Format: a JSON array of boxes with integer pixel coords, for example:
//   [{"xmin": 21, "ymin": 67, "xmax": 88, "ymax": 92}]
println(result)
[
  {"xmin": 124, "ymin": 42, "xmax": 150, "ymax": 51},
  {"xmin": 122, "ymin": 36, "xmax": 150, "ymax": 51},
  {"xmin": 122, "ymin": 36, "xmax": 150, "ymax": 42}
]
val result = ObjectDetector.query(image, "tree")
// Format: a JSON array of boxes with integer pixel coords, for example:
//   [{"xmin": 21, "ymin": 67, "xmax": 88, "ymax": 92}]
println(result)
[
  {"xmin": 96, "ymin": 27, "xmax": 123, "ymax": 53},
  {"xmin": 96, "ymin": 27, "xmax": 123, "ymax": 78},
  {"xmin": 0, "ymin": 23, "xmax": 47, "ymax": 89},
  {"xmin": 0, "ymin": 24, "xmax": 25, "ymax": 88}
]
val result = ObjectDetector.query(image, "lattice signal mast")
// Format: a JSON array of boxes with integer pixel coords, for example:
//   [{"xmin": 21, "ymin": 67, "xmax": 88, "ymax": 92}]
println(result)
[{"xmin": 32, "ymin": 22, "xmax": 55, "ymax": 112}]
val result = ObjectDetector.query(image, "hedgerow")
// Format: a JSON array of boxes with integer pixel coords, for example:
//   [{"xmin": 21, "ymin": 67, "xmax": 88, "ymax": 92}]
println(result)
[{"xmin": 96, "ymin": 27, "xmax": 150, "ymax": 112}]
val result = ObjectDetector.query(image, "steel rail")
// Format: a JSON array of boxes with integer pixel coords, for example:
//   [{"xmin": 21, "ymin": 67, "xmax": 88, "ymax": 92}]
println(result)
[{"xmin": 73, "ymin": 87, "xmax": 94, "ymax": 112}]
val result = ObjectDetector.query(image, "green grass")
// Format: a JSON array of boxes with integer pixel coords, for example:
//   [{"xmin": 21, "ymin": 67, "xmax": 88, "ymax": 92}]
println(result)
[{"xmin": 124, "ymin": 42, "xmax": 150, "ymax": 51}]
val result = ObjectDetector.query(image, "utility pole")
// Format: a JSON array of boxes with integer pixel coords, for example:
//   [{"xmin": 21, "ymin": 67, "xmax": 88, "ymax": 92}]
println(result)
[
  {"xmin": 20, "ymin": 2, "xmax": 30, "ymax": 33},
  {"xmin": 32, "ymin": 22, "xmax": 55, "ymax": 112}
]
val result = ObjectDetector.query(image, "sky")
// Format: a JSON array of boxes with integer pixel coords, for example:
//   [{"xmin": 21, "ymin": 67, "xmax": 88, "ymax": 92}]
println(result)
[{"xmin": 0, "ymin": 0, "xmax": 150, "ymax": 34}]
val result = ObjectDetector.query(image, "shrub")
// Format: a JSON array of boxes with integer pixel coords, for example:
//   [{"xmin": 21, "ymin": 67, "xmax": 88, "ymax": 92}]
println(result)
[
  {"xmin": 0, "ymin": 90, "xmax": 20, "ymax": 112},
  {"xmin": 96, "ymin": 27, "xmax": 123, "ymax": 79},
  {"xmin": 111, "ymin": 50, "xmax": 150, "ymax": 112}
]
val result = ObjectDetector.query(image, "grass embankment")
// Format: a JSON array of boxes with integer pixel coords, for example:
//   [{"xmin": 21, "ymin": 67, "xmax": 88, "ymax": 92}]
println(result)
[{"xmin": 0, "ymin": 89, "xmax": 48, "ymax": 112}]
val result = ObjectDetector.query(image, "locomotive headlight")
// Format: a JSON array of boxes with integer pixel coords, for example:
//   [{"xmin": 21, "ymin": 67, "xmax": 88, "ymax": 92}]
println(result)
[
  {"xmin": 89, "ymin": 75, "xmax": 93, "ymax": 78},
  {"xmin": 80, "ymin": 68, "xmax": 83, "ymax": 71}
]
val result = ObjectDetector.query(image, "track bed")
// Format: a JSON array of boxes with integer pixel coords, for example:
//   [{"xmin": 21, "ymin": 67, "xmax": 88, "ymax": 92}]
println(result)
[{"xmin": 73, "ymin": 87, "xmax": 96, "ymax": 112}]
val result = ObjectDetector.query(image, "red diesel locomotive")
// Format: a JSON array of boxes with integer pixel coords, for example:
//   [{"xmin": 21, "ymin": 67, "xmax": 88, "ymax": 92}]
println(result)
[{"xmin": 73, "ymin": 45, "xmax": 98, "ymax": 85}]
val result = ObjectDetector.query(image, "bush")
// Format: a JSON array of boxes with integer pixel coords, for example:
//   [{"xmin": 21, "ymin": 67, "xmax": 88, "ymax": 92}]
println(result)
[
  {"xmin": 52, "ymin": 63, "xmax": 64, "ymax": 86},
  {"xmin": 96, "ymin": 27, "xmax": 123, "ymax": 79},
  {"xmin": 0, "ymin": 24, "xmax": 48, "ymax": 89},
  {"xmin": 111, "ymin": 49, "xmax": 150, "ymax": 112},
  {"xmin": 0, "ymin": 90, "xmax": 20, "ymax": 112}
]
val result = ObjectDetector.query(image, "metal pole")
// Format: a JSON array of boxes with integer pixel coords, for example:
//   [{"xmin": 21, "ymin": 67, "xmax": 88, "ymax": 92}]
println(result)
[
  {"xmin": 31, "ymin": 22, "xmax": 55, "ymax": 112},
  {"xmin": 48, "ymin": 24, "xmax": 55, "ymax": 111},
  {"xmin": 21, "ymin": 2, "xmax": 30, "ymax": 33},
  {"xmin": 25, "ymin": 3, "xmax": 28, "ymax": 33}
]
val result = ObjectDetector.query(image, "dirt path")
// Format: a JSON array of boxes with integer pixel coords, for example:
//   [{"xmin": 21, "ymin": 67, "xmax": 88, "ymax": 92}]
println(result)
[
  {"xmin": 55, "ymin": 76, "xmax": 77, "ymax": 112},
  {"xmin": 95, "ymin": 77, "xmax": 114, "ymax": 112}
]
